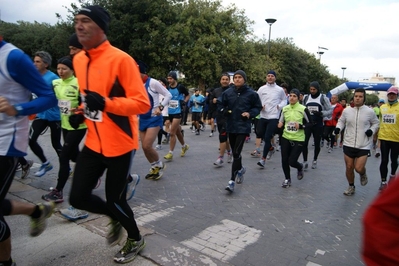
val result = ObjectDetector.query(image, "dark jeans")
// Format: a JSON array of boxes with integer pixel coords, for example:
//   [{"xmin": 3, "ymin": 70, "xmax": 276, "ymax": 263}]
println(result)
[
  {"xmin": 303, "ymin": 126, "xmax": 323, "ymax": 161},
  {"xmin": 379, "ymin": 140, "xmax": 399, "ymax": 181},
  {"xmin": 56, "ymin": 128, "xmax": 86, "ymax": 192},
  {"xmin": 281, "ymin": 137, "xmax": 304, "ymax": 179},
  {"xmin": 228, "ymin": 133, "xmax": 247, "ymax": 181},
  {"xmin": 29, "ymin": 119, "xmax": 62, "ymax": 162},
  {"xmin": 69, "ymin": 146, "xmax": 141, "ymax": 240}
]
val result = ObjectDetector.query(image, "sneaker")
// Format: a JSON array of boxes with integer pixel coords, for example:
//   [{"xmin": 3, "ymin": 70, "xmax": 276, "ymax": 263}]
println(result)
[
  {"xmin": 360, "ymin": 173, "xmax": 368, "ymax": 186},
  {"xmin": 42, "ymin": 189, "xmax": 64, "ymax": 203},
  {"xmin": 16, "ymin": 162, "xmax": 22, "ymax": 171},
  {"xmin": 164, "ymin": 152, "xmax": 173, "ymax": 161},
  {"xmin": 151, "ymin": 163, "xmax": 165, "ymax": 180},
  {"xmin": 311, "ymin": 161, "xmax": 317, "ymax": 169},
  {"xmin": 250, "ymin": 149, "xmax": 261, "ymax": 157},
  {"xmin": 200, "ymin": 124, "xmax": 205, "ymax": 131},
  {"xmin": 209, "ymin": 132, "xmax": 213, "ymax": 137},
  {"xmin": 60, "ymin": 206, "xmax": 89, "ymax": 221},
  {"xmin": 181, "ymin": 144, "xmax": 189, "ymax": 157},
  {"xmin": 225, "ymin": 180, "xmax": 235, "ymax": 192},
  {"xmin": 276, "ymin": 145, "xmax": 280, "ymax": 152},
  {"xmin": 145, "ymin": 168, "xmax": 157, "ymax": 179},
  {"xmin": 20, "ymin": 159, "xmax": 33, "ymax": 179},
  {"xmin": 107, "ymin": 219, "xmax": 124, "ymax": 246},
  {"xmin": 375, "ymin": 148, "xmax": 381, "ymax": 158},
  {"xmin": 257, "ymin": 158, "xmax": 266, "ymax": 168},
  {"xmin": 235, "ymin": 167, "xmax": 246, "ymax": 184},
  {"xmin": 379, "ymin": 181, "xmax": 388, "ymax": 191},
  {"xmin": 214, "ymin": 157, "xmax": 223, "ymax": 166},
  {"xmin": 155, "ymin": 144, "xmax": 162, "ymax": 150},
  {"xmin": 328, "ymin": 147, "xmax": 333, "ymax": 153},
  {"xmin": 303, "ymin": 161, "xmax": 308, "ymax": 170},
  {"xmin": 245, "ymin": 136, "xmax": 250, "ymax": 143},
  {"xmin": 343, "ymin": 186, "xmax": 355, "ymax": 196},
  {"xmin": 30, "ymin": 202, "xmax": 55, "ymax": 237},
  {"xmin": 281, "ymin": 179, "xmax": 291, "ymax": 188},
  {"xmin": 34, "ymin": 162, "xmax": 53, "ymax": 177},
  {"xmin": 297, "ymin": 165, "xmax": 304, "ymax": 180},
  {"xmin": 266, "ymin": 147, "xmax": 275, "ymax": 160},
  {"xmin": 227, "ymin": 152, "xmax": 233, "ymax": 163},
  {"xmin": 326, "ymin": 141, "xmax": 330, "ymax": 148},
  {"xmin": 162, "ymin": 133, "xmax": 170, "ymax": 144},
  {"xmin": 126, "ymin": 174, "xmax": 140, "ymax": 200},
  {"xmin": 114, "ymin": 236, "xmax": 146, "ymax": 264},
  {"xmin": 195, "ymin": 130, "xmax": 200, "ymax": 135}
]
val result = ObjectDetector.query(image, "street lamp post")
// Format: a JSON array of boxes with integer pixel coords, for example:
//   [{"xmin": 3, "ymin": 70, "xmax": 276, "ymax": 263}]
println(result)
[
  {"xmin": 265, "ymin": 18, "xmax": 277, "ymax": 57},
  {"xmin": 317, "ymin": 46, "xmax": 328, "ymax": 62},
  {"xmin": 341, "ymin": 67, "xmax": 347, "ymax": 79}
]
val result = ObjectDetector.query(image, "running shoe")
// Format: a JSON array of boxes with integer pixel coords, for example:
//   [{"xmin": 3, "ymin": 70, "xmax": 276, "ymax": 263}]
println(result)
[
  {"xmin": 360, "ymin": 173, "xmax": 368, "ymax": 186},
  {"xmin": 60, "ymin": 206, "xmax": 89, "ymax": 221},
  {"xmin": 379, "ymin": 181, "xmax": 388, "ymax": 191},
  {"xmin": 151, "ymin": 164, "xmax": 165, "ymax": 180},
  {"xmin": 107, "ymin": 219, "xmax": 124, "ymax": 246},
  {"xmin": 297, "ymin": 165, "xmax": 304, "ymax": 180},
  {"xmin": 235, "ymin": 167, "xmax": 246, "ymax": 184},
  {"xmin": 225, "ymin": 180, "xmax": 235, "ymax": 192},
  {"xmin": 257, "ymin": 158, "xmax": 266, "ymax": 168},
  {"xmin": 200, "ymin": 124, "xmax": 205, "ymax": 131},
  {"xmin": 281, "ymin": 179, "xmax": 291, "ymax": 188},
  {"xmin": 126, "ymin": 174, "xmax": 140, "ymax": 200},
  {"xmin": 155, "ymin": 144, "xmax": 162, "ymax": 150},
  {"xmin": 311, "ymin": 161, "xmax": 317, "ymax": 169},
  {"xmin": 328, "ymin": 147, "xmax": 333, "ymax": 153},
  {"xmin": 34, "ymin": 162, "xmax": 53, "ymax": 177},
  {"xmin": 20, "ymin": 159, "xmax": 33, "ymax": 179},
  {"xmin": 227, "ymin": 152, "xmax": 233, "ymax": 163},
  {"xmin": 195, "ymin": 130, "xmax": 200, "ymax": 135},
  {"xmin": 209, "ymin": 132, "xmax": 213, "ymax": 137},
  {"xmin": 114, "ymin": 236, "xmax": 146, "ymax": 264},
  {"xmin": 30, "ymin": 202, "xmax": 55, "ymax": 237},
  {"xmin": 181, "ymin": 144, "xmax": 189, "ymax": 157},
  {"xmin": 214, "ymin": 157, "xmax": 223, "ymax": 166},
  {"xmin": 303, "ymin": 161, "xmax": 308, "ymax": 170},
  {"xmin": 164, "ymin": 152, "xmax": 173, "ymax": 161},
  {"xmin": 343, "ymin": 186, "xmax": 355, "ymax": 196},
  {"xmin": 375, "ymin": 148, "xmax": 381, "ymax": 158},
  {"xmin": 42, "ymin": 189, "xmax": 64, "ymax": 203},
  {"xmin": 145, "ymin": 168, "xmax": 157, "ymax": 179},
  {"xmin": 266, "ymin": 147, "xmax": 275, "ymax": 160},
  {"xmin": 250, "ymin": 149, "xmax": 261, "ymax": 157}
]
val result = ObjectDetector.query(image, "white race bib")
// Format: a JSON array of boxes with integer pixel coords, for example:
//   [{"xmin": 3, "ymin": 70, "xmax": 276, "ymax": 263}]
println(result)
[
  {"xmin": 307, "ymin": 106, "xmax": 318, "ymax": 113},
  {"xmin": 286, "ymin": 121, "xmax": 298, "ymax": 132},
  {"xmin": 169, "ymin": 100, "xmax": 178, "ymax": 109},
  {"xmin": 382, "ymin": 114, "xmax": 396, "ymax": 124},
  {"xmin": 58, "ymin": 100, "xmax": 71, "ymax": 115}
]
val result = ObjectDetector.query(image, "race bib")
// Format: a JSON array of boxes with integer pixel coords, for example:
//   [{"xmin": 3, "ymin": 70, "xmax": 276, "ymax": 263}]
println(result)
[
  {"xmin": 382, "ymin": 114, "xmax": 396, "ymax": 124},
  {"xmin": 83, "ymin": 104, "xmax": 103, "ymax": 122},
  {"xmin": 307, "ymin": 106, "xmax": 318, "ymax": 113},
  {"xmin": 286, "ymin": 121, "xmax": 298, "ymax": 132},
  {"xmin": 169, "ymin": 100, "xmax": 178, "ymax": 109},
  {"xmin": 58, "ymin": 100, "xmax": 71, "ymax": 115}
]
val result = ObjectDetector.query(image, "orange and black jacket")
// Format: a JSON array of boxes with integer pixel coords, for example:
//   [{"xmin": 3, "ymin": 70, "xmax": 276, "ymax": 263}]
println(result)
[{"xmin": 73, "ymin": 40, "xmax": 150, "ymax": 157}]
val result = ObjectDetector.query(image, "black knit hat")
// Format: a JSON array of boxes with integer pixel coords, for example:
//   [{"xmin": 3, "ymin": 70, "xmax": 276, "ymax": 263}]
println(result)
[
  {"xmin": 168, "ymin": 71, "xmax": 178, "ymax": 80},
  {"xmin": 57, "ymin": 56, "xmax": 73, "ymax": 71},
  {"xmin": 309, "ymin": 81, "xmax": 320, "ymax": 90},
  {"xmin": 68, "ymin": 33, "xmax": 83, "ymax": 49},
  {"xmin": 290, "ymin": 89, "xmax": 300, "ymax": 98},
  {"xmin": 267, "ymin": 70, "xmax": 277, "ymax": 78},
  {"xmin": 137, "ymin": 60, "xmax": 148, "ymax": 74},
  {"xmin": 77, "ymin": 5, "xmax": 110, "ymax": 34},
  {"xmin": 234, "ymin": 70, "xmax": 247, "ymax": 82}
]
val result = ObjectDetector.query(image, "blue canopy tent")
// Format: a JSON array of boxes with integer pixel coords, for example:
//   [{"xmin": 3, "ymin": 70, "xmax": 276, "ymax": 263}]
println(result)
[{"xmin": 326, "ymin": 81, "xmax": 392, "ymax": 98}]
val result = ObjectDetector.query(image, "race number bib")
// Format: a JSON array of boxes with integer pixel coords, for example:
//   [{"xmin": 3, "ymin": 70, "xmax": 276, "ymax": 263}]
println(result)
[
  {"xmin": 382, "ymin": 114, "xmax": 396, "ymax": 124},
  {"xmin": 307, "ymin": 106, "xmax": 318, "ymax": 113},
  {"xmin": 58, "ymin": 100, "xmax": 71, "ymax": 115},
  {"xmin": 83, "ymin": 104, "xmax": 103, "ymax": 122},
  {"xmin": 169, "ymin": 100, "xmax": 178, "ymax": 109},
  {"xmin": 286, "ymin": 121, "xmax": 298, "ymax": 132}
]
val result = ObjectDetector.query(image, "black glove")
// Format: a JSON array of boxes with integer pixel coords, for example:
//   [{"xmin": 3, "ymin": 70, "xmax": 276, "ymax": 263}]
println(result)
[
  {"xmin": 221, "ymin": 108, "xmax": 232, "ymax": 116},
  {"xmin": 84, "ymin": 90, "xmax": 105, "ymax": 111},
  {"xmin": 241, "ymin": 115, "xmax": 249, "ymax": 121},
  {"xmin": 179, "ymin": 100, "xmax": 186, "ymax": 108},
  {"xmin": 312, "ymin": 111, "xmax": 323, "ymax": 117},
  {"xmin": 334, "ymin": 128, "xmax": 340, "ymax": 135},
  {"xmin": 69, "ymin": 114, "xmax": 85, "ymax": 129},
  {"xmin": 365, "ymin": 129, "xmax": 373, "ymax": 137}
]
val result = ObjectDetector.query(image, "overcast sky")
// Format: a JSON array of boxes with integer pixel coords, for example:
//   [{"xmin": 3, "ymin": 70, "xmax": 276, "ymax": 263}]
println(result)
[{"xmin": 1, "ymin": 0, "xmax": 398, "ymax": 85}]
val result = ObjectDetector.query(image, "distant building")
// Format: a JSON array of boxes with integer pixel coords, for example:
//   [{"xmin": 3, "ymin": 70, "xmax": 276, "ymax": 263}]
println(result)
[{"xmin": 360, "ymin": 73, "xmax": 396, "ymax": 102}]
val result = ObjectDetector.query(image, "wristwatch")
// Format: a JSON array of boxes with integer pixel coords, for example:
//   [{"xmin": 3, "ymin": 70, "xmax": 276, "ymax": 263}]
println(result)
[{"xmin": 159, "ymin": 104, "xmax": 164, "ymax": 111}]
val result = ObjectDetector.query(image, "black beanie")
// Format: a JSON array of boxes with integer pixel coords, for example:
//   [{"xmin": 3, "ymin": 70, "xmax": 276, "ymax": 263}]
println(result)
[
  {"xmin": 77, "ymin": 5, "xmax": 110, "ymax": 34},
  {"xmin": 68, "ymin": 33, "xmax": 83, "ymax": 49},
  {"xmin": 234, "ymin": 70, "xmax": 247, "ymax": 82},
  {"xmin": 168, "ymin": 71, "xmax": 178, "ymax": 80},
  {"xmin": 290, "ymin": 89, "xmax": 300, "ymax": 98},
  {"xmin": 137, "ymin": 60, "xmax": 148, "ymax": 74},
  {"xmin": 267, "ymin": 70, "xmax": 277, "ymax": 78},
  {"xmin": 309, "ymin": 81, "xmax": 320, "ymax": 90},
  {"xmin": 57, "ymin": 56, "xmax": 73, "ymax": 71}
]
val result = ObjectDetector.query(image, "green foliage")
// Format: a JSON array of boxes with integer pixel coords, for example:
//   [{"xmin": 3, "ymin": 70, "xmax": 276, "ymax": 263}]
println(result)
[{"xmin": 1, "ymin": 0, "xmax": 345, "ymax": 92}]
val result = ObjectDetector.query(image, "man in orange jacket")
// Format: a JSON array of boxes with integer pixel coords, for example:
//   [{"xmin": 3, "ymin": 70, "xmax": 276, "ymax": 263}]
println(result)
[{"xmin": 68, "ymin": 5, "xmax": 150, "ymax": 264}]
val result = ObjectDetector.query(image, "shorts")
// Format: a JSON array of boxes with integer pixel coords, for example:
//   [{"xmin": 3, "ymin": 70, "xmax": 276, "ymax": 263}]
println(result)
[
  {"xmin": 139, "ymin": 115, "xmax": 163, "ymax": 131},
  {"xmin": 343, "ymin": 146, "xmax": 369, "ymax": 158},
  {"xmin": 169, "ymin": 113, "xmax": 182, "ymax": 121},
  {"xmin": 192, "ymin": 112, "xmax": 202, "ymax": 122}
]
